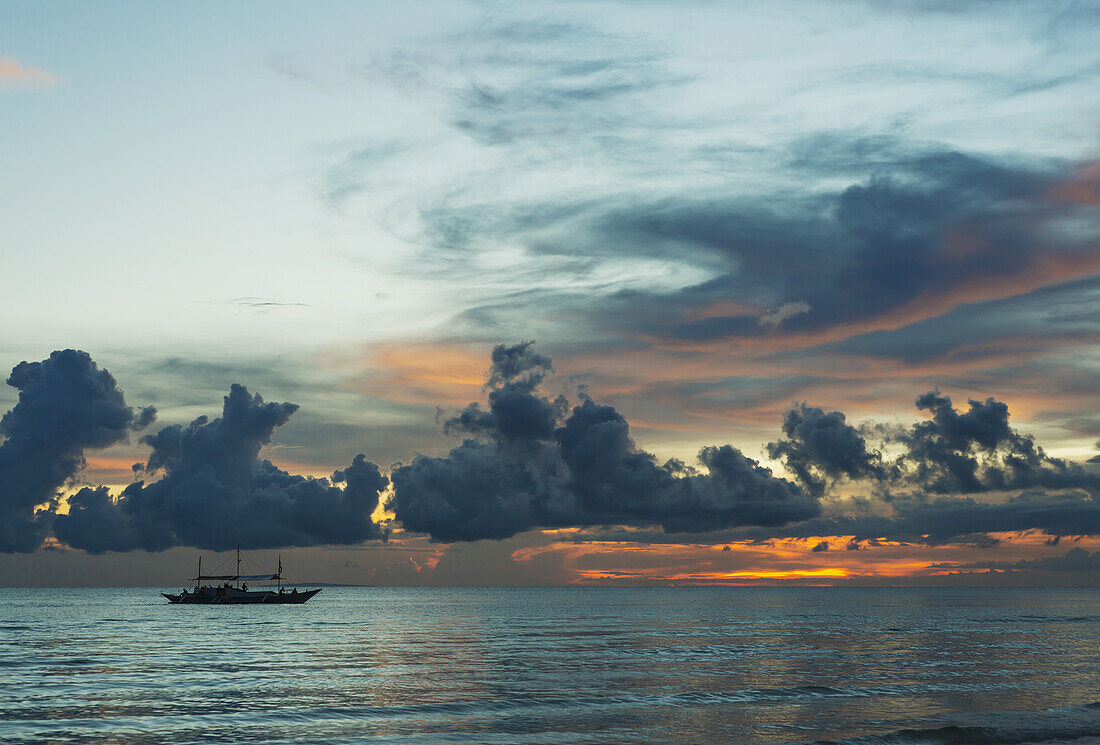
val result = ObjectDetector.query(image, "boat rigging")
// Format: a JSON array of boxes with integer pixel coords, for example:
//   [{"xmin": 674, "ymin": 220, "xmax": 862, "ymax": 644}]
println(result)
[{"xmin": 162, "ymin": 546, "xmax": 320, "ymax": 604}]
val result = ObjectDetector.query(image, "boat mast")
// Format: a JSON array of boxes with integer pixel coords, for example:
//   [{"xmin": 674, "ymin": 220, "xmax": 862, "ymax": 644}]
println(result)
[
  {"xmin": 278, "ymin": 554, "xmax": 283, "ymax": 591},
  {"xmin": 236, "ymin": 545, "xmax": 241, "ymax": 589},
  {"xmin": 197, "ymin": 555, "xmax": 201, "ymax": 589}
]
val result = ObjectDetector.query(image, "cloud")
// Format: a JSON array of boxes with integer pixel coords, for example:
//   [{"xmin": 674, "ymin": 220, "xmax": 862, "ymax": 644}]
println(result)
[
  {"xmin": 767, "ymin": 392, "xmax": 1099, "ymax": 499},
  {"xmin": 758, "ymin": 302, "xmax": 811, "ymax": 327},
  {"xmin": 0, "ymin": 350, "xmax": 154, "ymax": 552},
  {"xmin": 896, "ymin": 390, "xmax": 1099, "ymax": 495},
  {"xmin": 301, "ymin": 8, "xmax": 1100, "ymax": 464},
  {"xmin": 583, "ymin": 387, "xmax": 1100, "ymax": 547},
  {"xmin": 218, "ymin": 297, "xmax": 311, "ymax": 311},
  {"xmin": 390, "ymin": 342, "xmax": 816, "ymax": 542},
  {"xmin": 0, "ymin": 57, "xmax": 58, "ymax": 90},
  {"xmin": 361, "ymin": 20, "xmax": 686, "ymax": 149},
  {"xmin": 724, "ymin": 490, "xmax": 1100, "ymax": 547},
  {"xmin": 940, "ymin": 547, "xmax": 1100, "ymax": 573},
  {"xmin": 53, "ymin": 384, "xmax": 389, "ymax": 553},
  {"xmin": 766, "ymin": 403, "xmax": 890, "ymax": 496},
  {"xmin": 387, "ymin": 345, "xmax": 1100, "ymax": 548},
  {"xmin": 8, "ymin": 349, "xmax": 1099, "ymax": 557}
]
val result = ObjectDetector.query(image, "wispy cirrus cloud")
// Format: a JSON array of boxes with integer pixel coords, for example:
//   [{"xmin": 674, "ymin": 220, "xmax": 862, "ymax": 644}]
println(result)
[{"xmin": 266, "ymin": 1, "xmax": 1100, "ymax": 490}]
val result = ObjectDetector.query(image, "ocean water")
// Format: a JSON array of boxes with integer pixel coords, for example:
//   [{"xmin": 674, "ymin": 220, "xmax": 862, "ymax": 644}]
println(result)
[{"xmin": 1, "ymin": 587, "xmax": 1098, "ymax": 745}]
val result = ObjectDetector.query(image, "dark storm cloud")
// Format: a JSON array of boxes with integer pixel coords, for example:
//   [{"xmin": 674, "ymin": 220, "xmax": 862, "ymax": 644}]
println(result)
[
  {"xmin": 390, "ymin": 343, "xmax": 816, "ymax": 542},
  {"xmin": 0, "ymin": 350, "xmax": 154, "ymax": 553},
  {"xmin": 395, "ymin": 344, "xmax": 1100, "ymax": 546},
  {"xmin": 766, "ymin": 403, "xmax": 890, "ymax": 496},
  {"xmin": 575, "ymin": 386, "xmax": 1100, "ymax": 546},
  {"xmin": 54, "ymin": 384, "xmax": 388, "ymax": 553},
  {"xmin": 897, "ymin": 391, "xmax": 1100, "ymax": 495},
  {"xmin": 767, "ymin": 391, "xmax": 1099, "ymax": 499},
  {"xmin": 445, "ymin": 341, "xmax": 562, "ymax": 445},
  {"xmin": 943, "ymin": 547, "xmax": 1100, "ymax": 573}
]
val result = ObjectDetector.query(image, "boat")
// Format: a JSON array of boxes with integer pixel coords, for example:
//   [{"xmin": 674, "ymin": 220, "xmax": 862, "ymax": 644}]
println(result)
[{"xmin": 162, "ymin": 547, "xmax": 321, "ymax": 604}]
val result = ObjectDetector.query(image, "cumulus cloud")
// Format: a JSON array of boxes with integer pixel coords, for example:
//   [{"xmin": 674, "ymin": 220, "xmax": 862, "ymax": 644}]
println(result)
[
  {"xmin": 7, "ymin": 347, "xmax": 1100, "ymax": 556},
  {"xmin": 0, "ymin": 350, "xmax": 154, "ymax": 552},
  {"xmin": 896, "ymin": 390, "xmax": 1099, "ymax": 494},
  {"xmin": 769, "ymin": 392, "xmax": 1099, "ymax": 499},
  {"xmin": 54, "ymin": 384, "xmax": 388, "ymax": 553},
  {"xmin": 390, "ymin": 342, "xmax": 816, "ymax": 541},
  {"xmin": 766, "ymin": 403, "xmax": 890, "ymax": 496}
]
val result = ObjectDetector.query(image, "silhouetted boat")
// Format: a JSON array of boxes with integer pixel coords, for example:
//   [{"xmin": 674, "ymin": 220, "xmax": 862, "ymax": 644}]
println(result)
[{"xmin": 163, "ymin": 548, "xmax": 320, "ymax": 604}]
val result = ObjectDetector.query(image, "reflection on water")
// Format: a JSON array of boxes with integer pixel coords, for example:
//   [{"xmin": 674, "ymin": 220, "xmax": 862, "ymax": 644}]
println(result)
[{"xmin": 1, "ymin": 587, "xmax": 1098, "ymax": 744}]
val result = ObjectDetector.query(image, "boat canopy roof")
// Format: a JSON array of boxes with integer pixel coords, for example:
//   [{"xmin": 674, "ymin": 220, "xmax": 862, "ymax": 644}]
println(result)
[{"xmin": 192, "ymin": 574, "xmax": 281, "ymax": 581}]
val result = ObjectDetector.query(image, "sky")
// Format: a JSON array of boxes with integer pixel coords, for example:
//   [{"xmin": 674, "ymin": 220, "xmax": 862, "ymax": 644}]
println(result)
[{"xmin": 2, "ymin": 0, "xmax": 1100, "ymax": 586}]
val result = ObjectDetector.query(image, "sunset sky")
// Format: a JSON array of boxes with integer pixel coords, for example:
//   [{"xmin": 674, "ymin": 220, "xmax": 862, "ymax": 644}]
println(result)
[{"xmin": 2, "ymin": 0, "xmax": 1099, "ymax": 586}]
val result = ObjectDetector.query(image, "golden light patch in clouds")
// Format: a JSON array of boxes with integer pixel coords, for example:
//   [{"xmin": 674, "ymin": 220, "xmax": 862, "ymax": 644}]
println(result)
[
  {"xmin": 712, "ymin": 568, "xmax": 848, "ymax": 579},
  {"xmin": 372, "ymin": 484, "xmax": 396, "ymax": 525},
  {"xmin": 83, "ymin": 456, "xmax": 139, "ymax": 480},
  {"xmin": 0, "ymin": 57, "xmax": 58, "ymax": 88}
]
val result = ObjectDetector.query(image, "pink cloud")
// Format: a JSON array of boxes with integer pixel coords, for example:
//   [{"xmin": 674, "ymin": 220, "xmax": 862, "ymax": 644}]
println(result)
[{"xmin": 0, "ymin": 56, "xmax": 59, "ymax": 89}]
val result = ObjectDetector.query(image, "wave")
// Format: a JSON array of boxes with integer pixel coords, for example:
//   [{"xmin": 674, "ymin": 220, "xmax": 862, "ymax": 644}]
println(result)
[
  {"xmin": 268, "ymin": 685, "xmax": 1017, "ymax": 724},
  {"xmin": 811, "ymin": 703, "xmax": 1100, "ymax": 745}
]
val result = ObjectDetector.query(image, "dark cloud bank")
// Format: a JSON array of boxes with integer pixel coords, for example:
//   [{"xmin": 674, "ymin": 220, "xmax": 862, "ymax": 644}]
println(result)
[
  {"xmin": 53, "ymin": 383, "xmax": 388, "ymax": 554},
  {"xmin": 1, "ymin": 345, "xmax": 1098, "ymax": 555},
  {"xmin": 945, "ymin": 547, "xmax": 1100, "ymax": 573},
  {"xmin": 0, "ymin": 350, "xmax": 154, "ymax": 552},
  {"xmin": 390, "ymin": 342, "xmax": 817, "ymax": 541}
]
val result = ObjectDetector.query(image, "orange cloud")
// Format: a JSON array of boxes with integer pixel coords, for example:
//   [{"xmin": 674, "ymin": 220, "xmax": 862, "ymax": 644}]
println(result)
[
  {"xmin": 0, "ymin": 57, "xmax": 58, "ymax": 89},
  {"xmin": 83, "ymin": 456, "xmax": 138, "ymax": 480},
  {"xmin": 507, "ymin": 532, "xmax": 1100, "ymax": 586},
  {"xmin": 324, "ymin": 339, "xmax": 488, "ymax": 406}
]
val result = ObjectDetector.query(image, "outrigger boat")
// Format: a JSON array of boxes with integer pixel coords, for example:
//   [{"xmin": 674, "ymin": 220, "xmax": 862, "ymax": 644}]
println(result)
[{"xmin": 163, "ymin": 547, "xmax": 320, "ymax": 604}]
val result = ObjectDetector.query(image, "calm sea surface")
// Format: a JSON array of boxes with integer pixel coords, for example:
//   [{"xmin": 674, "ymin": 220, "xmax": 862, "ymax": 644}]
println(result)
[{"xmin": 1, "ymin": 587, "xmax": 1098, "ymax": 745}]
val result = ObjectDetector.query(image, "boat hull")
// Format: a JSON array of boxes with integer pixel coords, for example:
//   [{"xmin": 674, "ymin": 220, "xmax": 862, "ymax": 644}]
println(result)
[{"xmin": 162, "ymin": 588, "xmax": 320, "ymax": 604}]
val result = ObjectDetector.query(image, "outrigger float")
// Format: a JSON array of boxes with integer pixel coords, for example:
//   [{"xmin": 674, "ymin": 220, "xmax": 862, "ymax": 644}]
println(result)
[{"xmin": 163, "ymin": 547, "xmax": 320, "ymax": 604}]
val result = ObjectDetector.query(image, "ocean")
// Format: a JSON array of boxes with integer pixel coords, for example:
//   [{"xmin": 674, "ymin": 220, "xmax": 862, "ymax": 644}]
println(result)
[{"xmin": 1, "ymin": 587, "xmax": 1097, "ymax": 744}]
